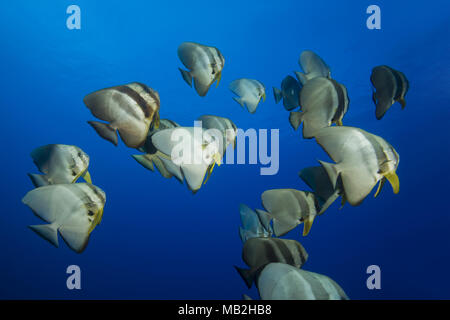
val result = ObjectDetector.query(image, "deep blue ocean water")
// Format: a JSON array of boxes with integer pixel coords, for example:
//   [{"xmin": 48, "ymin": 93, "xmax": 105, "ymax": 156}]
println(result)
[{"xmin": 1, "ymin": 0, "xmax": 449, "ymax": 299}]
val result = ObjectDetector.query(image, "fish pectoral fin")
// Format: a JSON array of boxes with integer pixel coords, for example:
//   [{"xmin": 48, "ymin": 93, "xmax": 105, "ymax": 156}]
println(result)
[
  {"xmin": 374, "ymin": 177, "xmax": 386, "ymax": 198},
  {"xmin": 383, "ymin": 171, "xmax": 400, "ymax": 194},
  {"xmin": 213, "ymin": 153, "xmax": 222, "ymax": 166},
  {"xmin": 262, "ymin": 92, "xmax": 266, "ymax": 102},
  {"xmin": 399, "ymin": 98, "xmax": 406, "ymax": 109},
  {"xmin": 336, "ymin": 119, "xmax": 343, "ymax": 126},
  {"xmin": 302, "ymin": 215, "xmax": 315, "ymax": 236},
  {"xmin": 203, "ymin": 162, "xmax": 215, "ymax": 185}
]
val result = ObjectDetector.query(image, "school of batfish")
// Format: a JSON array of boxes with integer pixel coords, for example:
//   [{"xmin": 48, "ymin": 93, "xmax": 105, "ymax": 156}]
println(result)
[{"xmin": 22, "ymin": 41, "xmax": 408, "ymax": 300}]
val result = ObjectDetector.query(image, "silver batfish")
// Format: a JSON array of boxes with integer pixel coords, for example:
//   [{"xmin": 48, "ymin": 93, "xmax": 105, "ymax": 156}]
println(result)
[
  {"xmin": 22, "ymin": 183, "xmax": 106, "ymax": 253},
  {"xmin": 28, "ymin": 144, "xmax": 91, "ymax": 188},
  {"xmin": 289, "ymin": 77, "xmax": 349, "ymax": 139},
  {"xmin": 257, "ymin": 263, "xmax": 349, "ymax": 300},
  {"xmin": 84, "ymin": 82, "xmax": 161, "ymax": 148},
  {"xmin": 229, "ymin": 79, "xmax": 266, "ymax": 114},
  {"xmin": 235, "ymin": 237, "xmax": 308, "ymax": 288},
  {"xmin": 316, "ymin": 126, "xmax": 400, "ymax": 206},
  {"xmin": 178, "ymin": 42, "xmax": 225, "ymax": 97}
]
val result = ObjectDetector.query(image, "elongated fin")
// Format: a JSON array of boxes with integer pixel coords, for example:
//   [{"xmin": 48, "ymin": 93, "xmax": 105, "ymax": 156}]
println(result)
[
  {"xmin": 384, "ymin": 171, "xmax": 400, "ymax": 194},
  {"xmin": 273, "ymin": 87, "xmax": 282, "ymax": 103},
  {"xmin": 59, "ymin": 226, "xmax": 90, "ymax": 254},
  {"xmin": 289, "ymin": 111, "xmax": 304, "ymax": 131},
  {"xmin": 28, "ymin": 173, "xmax": 50, "ymax": 188},
  {"xmin": 302, "ymin": 215, "xmax": 315, "ymax": 236},
  {"xmin": 234, "ymin": 266, "xmax": 255, "ymax": 288},
  {"xmin": 318, "ymin": 160, "xmax": 340, "ymax": 189},
  {"xmin": 178, "ymin": 68, "xmax": 193, "ymax": 87},
  {"xmin": 374, "ymin": 177, "xmax": 386, "ymax": 198},
  {"xmin": 28, "ymin": 224, "xmax": 59, "ymax": 248},
  {"xmin": 87, "ymin": 121, "xmax": 118, "ymax": 146}
]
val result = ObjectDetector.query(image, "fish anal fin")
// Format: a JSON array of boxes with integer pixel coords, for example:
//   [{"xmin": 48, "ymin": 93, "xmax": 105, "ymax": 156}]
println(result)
[
  {"xmin": 234, "ymin": 266, "xmax": 255, "ymax": 288},
  {"xmin": 59, "ymin": 226, "xmax": 90, "ymax": 254},
  {"xmin": 289, "ymin": 111, "xmax": 304, "ymax": 131},
  {"xmin": 179, "ymin": 68, "xmax": 193, "ymax": 87},
  {"xmin": 29, "ymin": 224, "xmax": 59, "ymax": 248}
]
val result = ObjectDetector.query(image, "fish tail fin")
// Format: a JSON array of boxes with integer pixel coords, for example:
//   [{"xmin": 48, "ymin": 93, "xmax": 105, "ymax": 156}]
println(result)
[
  {"xmin": 318, "ymin": 160, "xmax": 340, "ymax": 189},
  {"xmin": 87, "ymin": 121, "xmax": 118, "ymax": 146},
  {"xmin": 233, "ymin": 96, "xmax": 245, "ymax": 108},
  {"xmin": 295, "ymin": 71, "xmax": 308, "ymax": 85},
  {"xmin": 272, "ymin": 87, "xmax": 282, "ymax": 103},
  {"xmin": 28, "ymin": 223, "xmax": 59, "ymax": 248},
  {"xmin": 289, "ymin": 111, "xmax": 304, "ymax": 131},
  {"xmin": 132, "ymin": 154, "xmax": 155, "ymax": 171},
  {"xmin": 234, "ymin": 266, "xmax": 254, "ymax": 288},
  {"xmin": 179, "ymin": 68, "xmax": 193, "ymax": 87},
  {"xmin": 27, "ymin": 173, "xmax": 50, "ymax": 188}
]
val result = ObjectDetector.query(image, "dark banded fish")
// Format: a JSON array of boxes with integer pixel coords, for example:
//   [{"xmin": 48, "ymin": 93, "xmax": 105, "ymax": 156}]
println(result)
[
  {"xmin": 289, "ymin": 77, "xmax": 349, "ymax": 139},
  {"xmin": 84, "ymin": 82, "xmax": 161, "ymax": 148},
  {"xmin": 239, "ymin": 204, "xmax": 273, "ymax": 243},
  {"xmin": 22, "ymin": 183, "xmax": 106, "ymax": 253},
  {"xmin": 299, "ymin": 166, "xmax": 343, "ymax": 215},
  {"xmin": 151, "ymin": 127, "xmax": 222, "ymax": 193},
  {"xmin": 261, "ymin": 189, "xmax": 319, "ymax": 236},
  {"xmin": 235, "ymin": 238, "xmax": 308, "ymax": 288},
  {"xmin": 132, "ymin": 119, "xmax": 182, "ymax": 180},
  {"xmin": 229, "ymin": 79, "xmax": 266, "ymax": 113},
  {"xmin": 316, "ymin": 126, "xmax": 400, "ymax": 206},
  {"xmin": 295, "ymin": 50, "xmax": 331, "ymax": 85},
  {"xmin": 28, "ymin": 144, "xmax": 91, "ymax": 188},
  {"xmin": 272, "ymin": 76, "xmax": 302, "ymax": 111},
  {"xmin": 371, "ymin": 65, "xmax": 409, "ymax": 120},
  {"xmin": 257, "ymin": 263, "xmax": 349, "ymax": 300},
  {"xmin": 178, "ymin": 42, "xmax": 225, "ymax": 97}
]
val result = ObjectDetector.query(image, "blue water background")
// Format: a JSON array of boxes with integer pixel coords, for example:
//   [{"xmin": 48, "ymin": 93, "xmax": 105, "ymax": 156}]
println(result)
[{"xmin": 0, "ymin": 0, "xmax": 449, "ymax": 299}]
